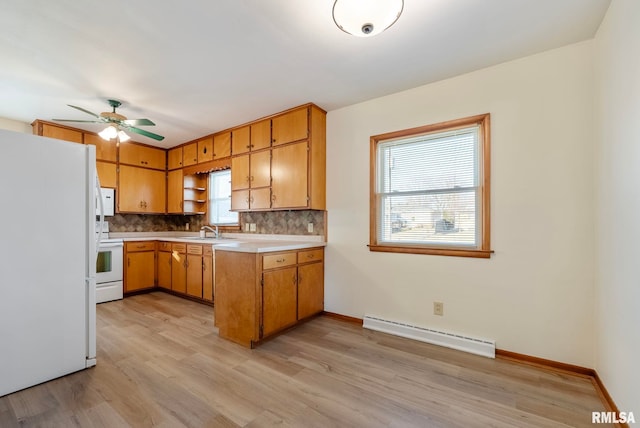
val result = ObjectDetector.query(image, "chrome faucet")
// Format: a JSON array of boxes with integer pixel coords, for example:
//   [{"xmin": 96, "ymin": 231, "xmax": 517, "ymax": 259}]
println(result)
[{"xmin": 200, "ymin": 225, "xmax": 219, "ymax": 239}]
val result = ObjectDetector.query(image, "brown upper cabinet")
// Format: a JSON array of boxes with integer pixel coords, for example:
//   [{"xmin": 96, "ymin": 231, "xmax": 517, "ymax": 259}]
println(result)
[
  {"xmin": 119, "ymin": 142, "xmax": 166, "ymax": 170},
  {"xmin": 231, "ymin": 126, "xmax": 250, "ymax": 155},
  {"xmin": 213, "ymin": 132, "xmax": 231, "ymax": 159},
  {"xmin": 168, "ymin": 147, "xmax": 183, "ymax": 170},
  {"xmin": 197, "ymin": 137, "xmax": 213, "ymax": 163},
  {"xmin": 183, "ymin": 142, "xmax": 198, "ymax": 167},
  {"xmin": 271, "ymin": 108, "xmax": 308, "ymax": 146},
  {"xmin": 84, "ymin": 133, "xmax": 117, "ymax": 162},
  {"xmin": 229, "ymin": 104, "xmax": 325, "ymax": 211},
  {"xmin": 33, "ymin": 121, "xmax": 83, "ymax": 144}
]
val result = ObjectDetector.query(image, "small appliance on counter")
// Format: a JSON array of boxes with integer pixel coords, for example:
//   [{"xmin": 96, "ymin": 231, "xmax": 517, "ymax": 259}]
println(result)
[{"xmin": 96, "ymin": 221, "xmax": 124, "ymax": 303}]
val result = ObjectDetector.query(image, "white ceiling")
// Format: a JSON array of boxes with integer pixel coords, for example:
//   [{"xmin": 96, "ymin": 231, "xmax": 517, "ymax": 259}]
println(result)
[{"xmin": 1, "ymin": 0, "xmax": 610, "ymax": 148}]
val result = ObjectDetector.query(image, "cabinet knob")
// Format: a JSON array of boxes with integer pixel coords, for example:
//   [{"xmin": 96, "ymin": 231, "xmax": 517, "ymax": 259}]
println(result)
[
  {"xmin": 271, "ymin": 194, "xmax": 276, "ymax": 201},
  {"xmin": 245, "ymin": 145, "xmax": 250, "ymax": 149},
  {"xmin": 307, "ymin": 254, "xmax": 314, "ymax": 259},
  {"xmin": 203, "ymin": 147, "xmax": 207, "ymax": 154},
  {"xmin": 250, "ymin": 175, "xmax": 254, "ymax": 182},
  {"xmin": 298, "ymin": 274, "xmax": 302, "ymax": 284},
  {"xmin": 292, "ymin": 275, "xmax": 297, "ymax": 285},
  {"xmin": 276, "ymin": 258, "xmax": 285, "ymax": 263}
]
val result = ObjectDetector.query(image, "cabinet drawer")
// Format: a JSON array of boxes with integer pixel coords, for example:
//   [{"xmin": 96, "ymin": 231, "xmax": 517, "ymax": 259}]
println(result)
[
  {"xmin": 263, "ymin": 252, "xmax": 296, "ymax": 270},
  {"xmin": 298, "ymin": 248, "xmax": 324, "ymax": 264},
  {"xmin": 172, "ymin": 243, "xmax": 186, "ymax": 253},
  {"xmin": 203, "ymin": 246, "xmax": 213, "ymax": 256},
  {"xmin": 158, "ymin": 242, "xmax": 172, "ymax": 252},
  {"xmin": 187, "ymin": 244, "xmax": 203, "ymax": 255},
  {"xmin": 126, "ymin": 241, "xmax": 155, "ymax": 252}
]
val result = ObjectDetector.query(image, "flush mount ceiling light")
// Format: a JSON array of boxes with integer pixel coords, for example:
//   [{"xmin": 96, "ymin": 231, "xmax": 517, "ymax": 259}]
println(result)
[{"xmin": 332, "ymin": 0, "xmax": 404, "ymax": 37}]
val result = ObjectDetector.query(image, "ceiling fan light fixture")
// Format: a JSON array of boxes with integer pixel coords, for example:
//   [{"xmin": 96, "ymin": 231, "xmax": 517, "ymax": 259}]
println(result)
[
  {"xmin": 98, "ymin": 125, "xmax": 118, "ymax": 141},
  {"xmin": 117, "ymin": 130, "xmax": 131, "ymax": 142},
  {"xmin": 332, "ymin": 0, "xmax": 404, "ymax": 37}
]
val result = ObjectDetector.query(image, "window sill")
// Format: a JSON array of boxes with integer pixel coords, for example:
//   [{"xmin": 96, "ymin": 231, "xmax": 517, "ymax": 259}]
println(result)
[{"xmin": 368, "ymin": 244, "xmax": 493, "ymax": 259}]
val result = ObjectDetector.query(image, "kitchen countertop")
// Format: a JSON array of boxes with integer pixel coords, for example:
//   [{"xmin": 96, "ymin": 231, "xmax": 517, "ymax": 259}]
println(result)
[{"xmin": 108, "ymin": 232, "xmax": 325, "ymax": 253}]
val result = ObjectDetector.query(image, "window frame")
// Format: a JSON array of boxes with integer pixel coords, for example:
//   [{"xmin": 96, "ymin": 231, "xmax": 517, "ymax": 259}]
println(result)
[
  {"xmin": 369, "ymin": 113, "xmax": 492, "ymax": 258},
  {"xmin": 207, "ymin": 169, "xmax": 239, "ymax": 227}
]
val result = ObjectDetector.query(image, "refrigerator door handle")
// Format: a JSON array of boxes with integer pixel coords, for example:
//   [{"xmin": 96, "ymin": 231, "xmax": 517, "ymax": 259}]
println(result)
[{"xmin": 95, "ymin": 173, "xmax": 105, "ymax": 255}]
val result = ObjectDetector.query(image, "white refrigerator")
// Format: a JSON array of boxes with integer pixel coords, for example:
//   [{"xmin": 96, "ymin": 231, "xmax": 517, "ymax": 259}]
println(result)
[{"xmin": 0, "ymin": 128, "xmax": 97, "ymax": 397}]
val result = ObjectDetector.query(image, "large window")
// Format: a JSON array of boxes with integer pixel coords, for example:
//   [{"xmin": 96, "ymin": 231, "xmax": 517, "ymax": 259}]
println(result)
[
  {"xmin": 208, "ymin": 169, "xmax": 238, "ymax": 225},
  {"xmin": 370, "ymin": 114, "xmax": 491, "ymax": 258}
]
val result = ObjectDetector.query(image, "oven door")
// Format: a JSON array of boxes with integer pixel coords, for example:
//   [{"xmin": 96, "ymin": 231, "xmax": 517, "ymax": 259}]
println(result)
[{"xmin": 97, "ymin": 242, "xmax": 123, "ymax": 284}]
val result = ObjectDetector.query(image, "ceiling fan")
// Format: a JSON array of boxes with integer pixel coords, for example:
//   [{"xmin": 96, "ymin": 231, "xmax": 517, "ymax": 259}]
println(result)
[{"xmin": 53, "ymin": 99, "xmax": 165, "ymax": 141}]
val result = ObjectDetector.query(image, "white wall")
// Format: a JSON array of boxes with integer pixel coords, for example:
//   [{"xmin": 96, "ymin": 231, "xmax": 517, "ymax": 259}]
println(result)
[
  {"xmin": 0, "ymin": 117, "xmax": 31, "ymax": 133},
  {"xmin": 594, "ymin": 0, "xmax": 640, "ymax": 415},
  {"xmin": 326, "ymin": 42, "xmax": 595, "ymax": 367}
]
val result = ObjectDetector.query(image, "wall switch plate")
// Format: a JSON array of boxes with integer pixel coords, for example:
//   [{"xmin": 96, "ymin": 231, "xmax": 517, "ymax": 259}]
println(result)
[
  {"xmin": 434, "ymin": 302, "xmax": 444, "ymax": 316},
  {"xmin": 307, "ymin": 223, "xmax": 314, "ymax": 233},
  {"xmin": 244, "ymin": 223, "xmax": 250, "ymax": 232},
  {"xmin": 185, "ymin": 222, "xmax": 190, "ymax": 231},
  {"xmin": 250, "ymin": 223, "xmax": 257, "ymax": 232}
]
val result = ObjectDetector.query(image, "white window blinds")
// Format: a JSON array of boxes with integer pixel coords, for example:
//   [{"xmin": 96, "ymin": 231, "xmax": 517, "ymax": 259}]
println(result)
[
  {"xmin": 376, "ymin": 125, "xmax": 482, "ymax": 248},
  {"xmin": 208, "ymin": 170, "xmax": 238, "ymax": 225}
]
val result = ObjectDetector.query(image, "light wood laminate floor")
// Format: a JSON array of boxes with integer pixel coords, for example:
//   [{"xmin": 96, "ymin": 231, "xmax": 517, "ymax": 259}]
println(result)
[{"xmin": 0, "ymin": 292, "xmax": 610, "ymax": 427}]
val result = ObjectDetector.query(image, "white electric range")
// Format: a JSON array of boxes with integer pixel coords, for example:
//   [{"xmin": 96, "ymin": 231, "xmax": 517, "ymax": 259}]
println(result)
[{"xmin": 96, "ymin": 222, "xmax": 123, "ymax": 303}]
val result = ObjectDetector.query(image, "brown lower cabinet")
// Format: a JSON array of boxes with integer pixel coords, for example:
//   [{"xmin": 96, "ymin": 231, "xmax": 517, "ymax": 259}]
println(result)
[
  {"xmin": 124, "ymin": 241, "xmax": 156, "ymax": 293},
  {"xmin": 215, "ymin": 247, "xmax": 324, "ymax": 347},
  {"xmin": 132, "ymin": 241, "xmax": 214, "ymax": 303}
]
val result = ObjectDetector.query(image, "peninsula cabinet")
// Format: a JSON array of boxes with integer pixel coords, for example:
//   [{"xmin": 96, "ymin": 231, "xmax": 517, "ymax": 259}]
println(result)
[
  {"xmin": 124, "ymin": 241, "xmax": 156, "ymax": 293},
  {"xmin": 215, "ymin": 247, "xmax": 324, "ymax": 347},
  {"xmin": 118, "ymin": 165, "xmax": 166, "ymax": 213}
]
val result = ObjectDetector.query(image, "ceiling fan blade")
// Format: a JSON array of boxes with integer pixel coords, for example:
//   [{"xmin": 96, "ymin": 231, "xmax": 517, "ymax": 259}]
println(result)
[
  {"xmin": 126, "ymin": 126, "xmax": 165, "ymax": 141},
  {"xmin": 67, "ymin": 104, "xmax": 102, "ymax": 119},
  {"xmin": 52, "ymin": 119, "xmax": 104, "ymax": 123},
  {"xmin": 123, "ymin": 118, "xmax": 155, "ymax": 126}
]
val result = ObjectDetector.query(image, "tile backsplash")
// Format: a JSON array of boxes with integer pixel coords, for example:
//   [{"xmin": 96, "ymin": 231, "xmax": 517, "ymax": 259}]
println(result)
[{"xmin": 107, "ymin": 210, "xmax": 325, "ymax": 236}]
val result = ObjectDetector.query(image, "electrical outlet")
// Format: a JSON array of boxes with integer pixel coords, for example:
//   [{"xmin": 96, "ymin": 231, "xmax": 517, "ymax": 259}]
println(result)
[
  {"xmin": 244, "ymin": 223, "xmax": 250, "ymax": 232},
  {"xmin": 434, "ymin": 302, "xmax": 444, "ymax": 316},
  {"xmin": 185, "ymin": 222, "xmax": 190, "ymax": 231},
  {"xmin": 307, "ymin": 223, "xmax": 314, "ymax": 233},
  {"xmin": 250, "ymin": 223, "xmax": 257, "ymax": 232}
]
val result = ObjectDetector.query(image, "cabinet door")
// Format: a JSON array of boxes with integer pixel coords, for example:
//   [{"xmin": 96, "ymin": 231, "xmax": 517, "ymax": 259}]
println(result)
[
  {"xmin": 186, "ymin": 254, "xmax": 203, "ymax": 298},
  {"xmin": 271, "ymin": 142, "xmax": 308, "ymax": 209},
  {"xmin": 96, "ymin": 161, "xmax": 117, "ymax": 189},
  {"xmin": 251, "ymin": 150, "xmax": 271, "ymax": 188},
  {"xmin": 167, "ymin": 169, "xmax": 184, "ymax": 214},
  {"xmin": 262, "ymin": 267, "xmax": 297, "ymax": 337},
  {"xmin": 168, "ymin": 147, "xmax": 183, "ymax": 170},
  {"xmin": 171, "ymin": 251, "xmax": 187, "ymax": 294},
  {"xmin": 202, "ymin": 249, "xmax": 214, "ymax": 302},
  {"xmin": 250, "ymin": 188, "xmax": 271, "ymax": 210},
  {"xmin": 183, "ymin": 142, "xmax": 198, "ymax": 166},
  {"xmin": 125, "ymin": 251, "xmax": 155, "ymax": 292},
  {"xmin": 85, "ymin": 133, "xmax": 117, "ymax": 162},
  {"xmin": 272, "ymin": 108, "xmax": 308, "ymax": 146},
  {"xmin": 297, "ymin": 262, "xmax": 324, "ymax": 319},
  {"xmin": 41, "ymin": 123, "xmax": 83, "ymax": 144},
  {"xmin": 157, "ymin": 251, "xmax": 172, "ymax": 290},
  {"xmin": 251, "ymin": 119, "xmax": 271, "ymax": 151},
  {"xmin": 231, "ymin": 189, "xmax": 250, "ymax": 211},
  {"xmin": 198, "ymin": 137, "xmax": 213, "ymax": 163},
  {"xmin": 213, "ymin": 132, "xmax": 231, "ymax": 159},
  {"xmin": 120, "ymin": 143, "xmax": 166, "ymax": 170},
  {"xmin": 231, "ymin": 126, "xmax": 251, "ymax": 155},
  {"xmin": 231, "ymin": 155, "xmax": 250, "ymax": 191},
  {"xmin": 119, "ymin": 165, "xmax": 166, "ymax": 213}
]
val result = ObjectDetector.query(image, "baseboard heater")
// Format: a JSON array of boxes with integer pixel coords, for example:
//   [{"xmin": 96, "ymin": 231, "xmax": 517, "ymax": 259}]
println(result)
[{"xmin": 363, "ymin": 315, "xmax": 496, "ymax": 358}]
